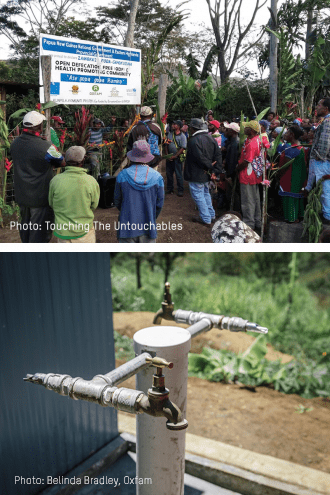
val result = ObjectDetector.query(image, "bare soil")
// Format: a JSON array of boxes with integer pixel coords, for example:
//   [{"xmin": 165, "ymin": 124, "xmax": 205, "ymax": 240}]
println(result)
[
  {"xmin": 114, "ymin": 311, "xmax": 330, "ymax": 474},
  {"xmin": 0, "ymin": 162, "xmax": 213, "ymax": 243}
]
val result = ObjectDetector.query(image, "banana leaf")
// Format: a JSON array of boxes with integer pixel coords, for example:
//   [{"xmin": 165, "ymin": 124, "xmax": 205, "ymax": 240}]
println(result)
[
  {"xmin": 42, "ymin": 101, "xmax": 61, "ymax": 110},
  {"xmin": 8, "ymin": 108, "xmax": 30, "ymax": 121},
  {"xmin": 256, "ymin": 107, "xmax": 270, "ymax": 121}
]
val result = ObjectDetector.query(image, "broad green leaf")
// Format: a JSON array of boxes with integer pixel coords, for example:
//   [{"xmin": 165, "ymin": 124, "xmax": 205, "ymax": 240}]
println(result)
[
  {"xmin": 256, "ymin": 107, "xmax": 270, "ymax": 121},
  {"xmin": 42, "ymin": 101, "xmax": 61, "ymax": 110},
  {"xmin": 8, "ymin": 108, "xmax": 30, "ymax": 120}
]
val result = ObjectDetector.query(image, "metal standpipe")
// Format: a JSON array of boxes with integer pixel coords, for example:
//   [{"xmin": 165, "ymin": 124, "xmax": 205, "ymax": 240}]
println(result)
[
  {"xmin": 134, "ymin": 326, "xmax": 191, "ymax": 495},
  {"xmin": 24, "ymin": 282, "xmax": 268, "ymax": 495}
]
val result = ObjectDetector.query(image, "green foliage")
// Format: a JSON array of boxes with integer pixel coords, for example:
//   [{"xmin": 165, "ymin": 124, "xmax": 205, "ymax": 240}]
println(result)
[
  {"xmin": 303, "ymin": 35, "xmax": 330, "ymax": 113},
  {"xmin": 111, "ymin": 253, "xmax": 330, "ymax": 367},
  {"xmin": 114, "ymin": 330, "xmax": 135, "ymax": 361},
  {"xmin": 266, "ymin": 27, "xmax": 303, "ymax": 115},
  {"xmin": 188, "ymin": 337, "xmax": 330, "ymax": 399},
  {"xmin": 213, "ymin": 80, "xmax": 270, "ymax": 119},
  {"xmin": 302, "ymin": 177, "xmax": 324, "ymax": 242},
  {"xmin": 142, "ymin": 14, "xmax": 184, "ymax": 105},
  {"xmin": 111, "ymin": 270, "xmax": 163, "ymax": 313}
]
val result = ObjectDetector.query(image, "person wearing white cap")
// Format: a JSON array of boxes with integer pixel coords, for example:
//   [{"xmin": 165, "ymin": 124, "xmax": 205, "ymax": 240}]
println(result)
[
  {"xmin": 48, "ymin": 146, "xmax": 100, "ymax": 243},
  {"xmin": 127, "ymin": 106, "xmax": 162, "ymax": 168},
  {"xmin": 223, "ymin": 122, "xmax": 240, "ymax": 179},
  {"xmin": 10, "ymin": 111, "xmax": 64, "ymax": 243}
]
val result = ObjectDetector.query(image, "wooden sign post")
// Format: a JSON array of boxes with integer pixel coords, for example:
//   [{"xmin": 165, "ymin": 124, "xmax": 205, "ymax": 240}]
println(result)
[{"xmin": 40, "ymin": 55, "xmax": 51, "ymax": 141}]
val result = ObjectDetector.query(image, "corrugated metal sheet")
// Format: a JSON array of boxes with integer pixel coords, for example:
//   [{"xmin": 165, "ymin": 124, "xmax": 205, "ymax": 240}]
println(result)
[{"xmin": 0, "ymin": 253, "xmax": 118, "ymax": 495}]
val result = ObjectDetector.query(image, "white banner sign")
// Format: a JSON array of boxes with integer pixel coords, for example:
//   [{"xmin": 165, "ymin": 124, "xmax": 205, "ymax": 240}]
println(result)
[{"xmin": 39, "ymin": 34, "xmax": 141, "ymax": 105}]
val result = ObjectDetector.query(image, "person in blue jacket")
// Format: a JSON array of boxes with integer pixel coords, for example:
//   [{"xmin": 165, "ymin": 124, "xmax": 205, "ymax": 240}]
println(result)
[{"xmin": 114, "ymin": 140, "xmax": 164, "ymax": 243}]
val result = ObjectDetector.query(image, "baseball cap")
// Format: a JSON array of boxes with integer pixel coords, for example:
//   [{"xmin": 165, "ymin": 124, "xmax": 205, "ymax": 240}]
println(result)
[
  {"xmin": 224, "ymin": 122, "xmax": 240, "ymax": 133},
  {"xmin": 209, "ymin": 120, "xmax": 220, "ymax": 129},
  {"xmin": 65, "ymin": 146, "xmax": 86, "ymax": 163},
  {"xmin": 23, "ymin": 111, "xmax": 46, "ymax": 127}
]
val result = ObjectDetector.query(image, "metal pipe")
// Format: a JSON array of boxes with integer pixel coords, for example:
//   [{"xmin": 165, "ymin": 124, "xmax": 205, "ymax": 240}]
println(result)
[
  {"xmin": 152, "ymin": 283, "xmax": 268, "ymax": 335},
  {"xmin": 186, "ymin": 318, "xmax": 213, "ymax": 338},
  {"xmin": 94, "ymin": 352, "xmax": 152, "ymax": 386},
  {"xmin": 174, "ymin": 309, "xmax": 268, "ymax": 334},
  {"xmin": 134, "ymin": 326, "xmax": 191, "ymax": 495},
  {"xmin": 24, "ymin": 371, "xmax": 187, "ymax": 430}
]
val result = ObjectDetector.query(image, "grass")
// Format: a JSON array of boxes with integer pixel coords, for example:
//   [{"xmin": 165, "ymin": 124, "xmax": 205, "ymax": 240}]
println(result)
[{"xmin": 110, "ymin": 260, "xmax": 330, "ymax": 396}]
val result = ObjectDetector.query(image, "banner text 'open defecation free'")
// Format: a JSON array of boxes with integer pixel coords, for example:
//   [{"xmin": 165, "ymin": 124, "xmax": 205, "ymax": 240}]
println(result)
[{"xmin": 39, "ymin": 34, "xmax": 141, "ymax": 105}]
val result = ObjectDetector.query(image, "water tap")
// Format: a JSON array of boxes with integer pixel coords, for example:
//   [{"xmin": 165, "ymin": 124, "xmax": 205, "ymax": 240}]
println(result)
[
  {"xmin": 153, "ymin": 282, "xmax": 175, "ymax": 324},
  {"xmin": 136, "ymin": 356, "xmax": 188, "ymax": 431}
]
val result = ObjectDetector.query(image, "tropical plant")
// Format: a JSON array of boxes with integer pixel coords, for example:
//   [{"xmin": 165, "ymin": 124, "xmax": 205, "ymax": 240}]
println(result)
[
  {"xmin": 266, "ymin": 27, "xmax": 303, "ymax": 115},
  {"xmin": 166, "ymin": 67, "xmax": 204, "ymax": 118},
  {"xmin": 73, "ymin": 106, "xmax": 91, "ymax": 148},
  {"xmin": 303, "ymin": 35, "xmax": 330, "ymax": 115},
  {"xmin": 188, "ymin": 336, "xmax": 330, "ymax": 399},
  {"xmin": 302, "ymin": 177, "xmax": 324, "ymax": 242},
  {"xmin": 7, "ymin": 101, "xmax": 64, "ymax": 125},
  {"xmin": 141, "ymin": 15, "xmax": 184, "ymax": 104}
]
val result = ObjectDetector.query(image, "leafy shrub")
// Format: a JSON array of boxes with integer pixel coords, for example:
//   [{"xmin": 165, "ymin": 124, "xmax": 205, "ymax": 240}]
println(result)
[
  {"xmin": 114, "ymin": 331, "xmax": 135, "ymax": 361},
  {"xmin": 188, "ymin": 337, "xmax": 330, "ymax": 399}
]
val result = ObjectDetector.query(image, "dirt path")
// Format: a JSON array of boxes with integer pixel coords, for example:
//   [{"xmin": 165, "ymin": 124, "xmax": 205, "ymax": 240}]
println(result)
[
  {"xmin": 114, "ymin": 311, "xmax": 330, "ymax": 474},
  {"xmin": 0, "ymin": 162, "xmax": 213, "ymax": 243}
]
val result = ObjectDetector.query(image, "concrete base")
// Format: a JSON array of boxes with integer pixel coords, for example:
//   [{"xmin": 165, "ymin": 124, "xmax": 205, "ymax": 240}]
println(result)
[
  {"xmin": 41, "ymin": 413, "xmax": 330, "ymax": 495},
  {"xmin": 119, "ymin": 414, "xmax": 330, "ymax": 495}
]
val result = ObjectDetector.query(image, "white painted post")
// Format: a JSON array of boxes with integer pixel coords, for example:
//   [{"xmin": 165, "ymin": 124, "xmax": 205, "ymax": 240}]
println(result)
[{"xmin": 133, "ymin": 326, "xmax": 191, "ymax": 495}]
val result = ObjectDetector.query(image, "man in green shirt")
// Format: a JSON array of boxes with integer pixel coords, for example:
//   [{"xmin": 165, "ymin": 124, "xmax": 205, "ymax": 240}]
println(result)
[
  {"xmin": 48, "ymin": 146, "xmax": 100, "ymax": 243},
  {"xmin": 50, "ymin": 116, "xmax": 65, "ymax": 148}
]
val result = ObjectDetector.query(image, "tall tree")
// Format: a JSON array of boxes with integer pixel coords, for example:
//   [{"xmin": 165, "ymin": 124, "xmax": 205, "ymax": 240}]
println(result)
[
  {"xmin": 0, "ymin": 0, "xmax": 82, "ymax": 59},
  {"xmin": 269, "ymin": 0, "xmax": 278, "ymax": 112},
  {"xmin": 124, "ymin": 0, "xmax": 140, "ymax": 47},
  {"xmin": 206, "ymin": 0, "xmax": 267, "ymax": 83}
]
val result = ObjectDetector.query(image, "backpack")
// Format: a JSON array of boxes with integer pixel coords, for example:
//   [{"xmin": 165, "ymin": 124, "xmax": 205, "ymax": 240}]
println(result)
[{"xmin": 141, "ymin": 121, "xmax": 160, "ymax": 156}]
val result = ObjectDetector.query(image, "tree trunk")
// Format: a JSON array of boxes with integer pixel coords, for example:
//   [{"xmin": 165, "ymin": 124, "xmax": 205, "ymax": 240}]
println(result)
[
  {"xmin": 305, "ymin": 7, "xmax": 313, "ymax": 60},
  {"xmin": 217, "ymin": 50, "xmax": 228, "ymax": 84},
  {"xmin": 158, "ymin": 74, "xmax": 168, "ymax": 120},
  {"xmin": 136, "ymin": 254, "xmax": 142, "ymax": 289},
  {"xmin": 269, "ymin": 0, "xmax": 278, "ymax": 113},
  {"xmin": 124, "ymin": 0, "xmax": 140, "ymax": 48}
]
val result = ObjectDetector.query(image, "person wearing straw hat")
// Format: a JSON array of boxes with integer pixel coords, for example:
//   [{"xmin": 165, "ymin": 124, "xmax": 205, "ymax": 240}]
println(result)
[
  {"xmin": 10, "ymin": 110, "xmax": 64, "ymax": 243},
  {"xmin": 238, "ymin": 120, "xmax": 263, "ymax": 233},
  {"xmin": 48, "ymin": 146, "xmax": 100, "ymax": 243},
  {"xmin": 114, "ymin": 140, "xmax": 164, "ymax": 242}
]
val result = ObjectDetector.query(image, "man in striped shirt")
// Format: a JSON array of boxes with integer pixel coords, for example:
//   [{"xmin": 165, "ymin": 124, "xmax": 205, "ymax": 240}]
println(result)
[
  {"xmin": 87, "ymin": 118, "xmax": 113, "ymax": 178},
  {"xmin": 306, "ymin": 98, "xmax": 330, "ymax": 224},
  {"xmin": 88, "ymin": 118, "xmax": 112, "ymax": 145}
]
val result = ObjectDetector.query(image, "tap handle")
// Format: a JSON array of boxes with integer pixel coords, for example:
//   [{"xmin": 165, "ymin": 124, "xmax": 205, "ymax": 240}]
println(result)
[
  {"xmin": 145, "ymin": 356, "xmax": 173, "ymax": 369},
  {"xmin": 164, "ymin": 282, "xmax": 172, "ymax": 305}
]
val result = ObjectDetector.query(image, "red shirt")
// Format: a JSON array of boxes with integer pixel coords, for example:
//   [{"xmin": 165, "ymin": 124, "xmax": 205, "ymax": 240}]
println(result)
[{"xmin": 238, "ymin": 135, "xmax": 262, "ymax": 185}]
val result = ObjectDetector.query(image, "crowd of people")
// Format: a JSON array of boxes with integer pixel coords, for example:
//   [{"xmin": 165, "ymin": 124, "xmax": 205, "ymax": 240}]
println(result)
[{"xmin": 8, "ymin": 98, "xmax": 330, "ymax": 243}]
